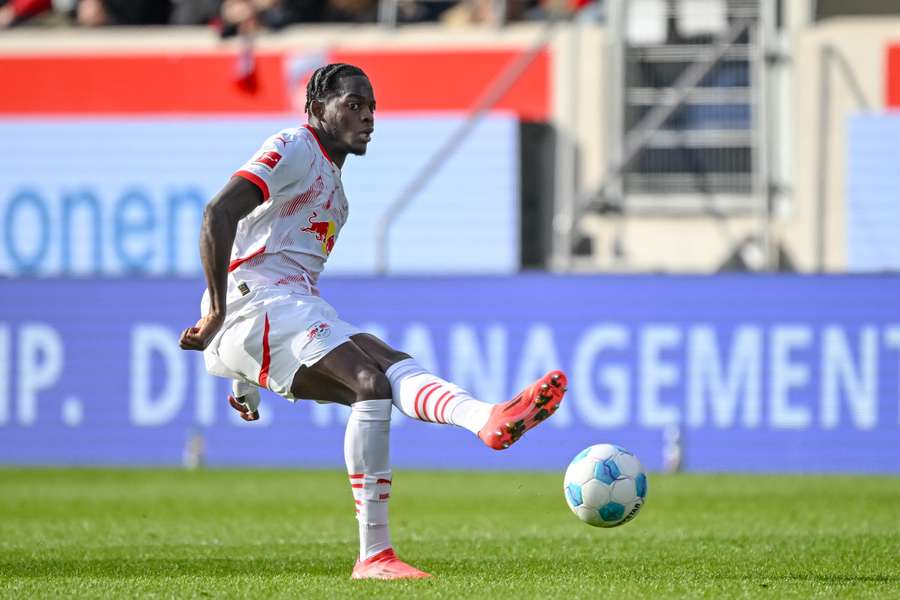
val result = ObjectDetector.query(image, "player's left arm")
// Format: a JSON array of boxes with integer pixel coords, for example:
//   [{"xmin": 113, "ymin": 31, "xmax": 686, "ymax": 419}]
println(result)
[
  {"xmin": 179, "ymin": 176, "xmax": 262, "ymax": 351},
  {"xmin": 180, "ymin": 132, "xmax": 305, "ymax": 351}
]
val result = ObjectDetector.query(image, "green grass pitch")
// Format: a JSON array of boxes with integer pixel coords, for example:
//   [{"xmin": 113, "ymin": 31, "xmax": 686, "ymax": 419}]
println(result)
[{"xmin": 1, "ymin": 469, "xmax": 898, "ymax": 599}]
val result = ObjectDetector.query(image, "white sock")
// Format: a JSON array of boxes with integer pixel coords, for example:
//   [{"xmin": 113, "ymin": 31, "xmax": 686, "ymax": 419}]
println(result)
[
  {"xmin": 344, "ymin": 399, "xmax": 393, "ymax": 561},
  {"xmin": 385, "ymin": 358, "xmax": 493, "ymax": 435}
]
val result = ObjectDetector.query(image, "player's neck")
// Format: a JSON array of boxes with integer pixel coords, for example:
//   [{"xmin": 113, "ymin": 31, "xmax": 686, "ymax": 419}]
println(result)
[{"xmin": 306, "ymin": 122, "xmax": 347, "ymax": 169}]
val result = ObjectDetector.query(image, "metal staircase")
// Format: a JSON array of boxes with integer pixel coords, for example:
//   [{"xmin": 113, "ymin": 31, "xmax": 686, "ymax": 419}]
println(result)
[{"xmin": 614, "ymin": 0, "xmax": 764, "ymax": 211}]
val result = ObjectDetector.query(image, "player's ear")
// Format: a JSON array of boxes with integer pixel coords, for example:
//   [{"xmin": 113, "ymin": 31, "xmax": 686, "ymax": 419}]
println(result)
[{"xmin": 309, "ymin": 98, "xmax": 325, "ymax": 121}]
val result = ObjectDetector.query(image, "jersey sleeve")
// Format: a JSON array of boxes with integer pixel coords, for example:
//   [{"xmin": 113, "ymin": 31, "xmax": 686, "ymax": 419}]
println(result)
[{"xmin": 233, "ymin": 132, "xmax": 312, "ymax": 201}]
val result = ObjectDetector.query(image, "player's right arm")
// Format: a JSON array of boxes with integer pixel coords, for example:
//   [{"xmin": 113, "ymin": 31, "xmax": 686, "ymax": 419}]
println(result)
[{"xmin": 179, "ymin": 176, "xmax": 262, "ymax": 351}]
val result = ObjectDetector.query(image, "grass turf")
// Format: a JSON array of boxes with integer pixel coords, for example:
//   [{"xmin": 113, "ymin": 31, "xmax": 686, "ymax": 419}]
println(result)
[{"xmin": 0, "ymin": 469, "xmax": 898, "ymax": 599}]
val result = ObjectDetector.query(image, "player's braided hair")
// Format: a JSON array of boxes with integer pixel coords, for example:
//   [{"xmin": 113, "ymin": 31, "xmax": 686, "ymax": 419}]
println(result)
[{"xmin": 304, "ymin": 63, "xmax": 368, "ymax": 115}]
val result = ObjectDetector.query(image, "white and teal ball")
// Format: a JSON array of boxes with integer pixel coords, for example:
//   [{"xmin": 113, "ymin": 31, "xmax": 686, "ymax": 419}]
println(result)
[{"xmin": 563, "ymin": 444, "xmax": 647, "ymax": 528}]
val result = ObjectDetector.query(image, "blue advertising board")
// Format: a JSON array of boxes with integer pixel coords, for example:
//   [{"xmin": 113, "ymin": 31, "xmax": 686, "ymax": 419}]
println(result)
[{"xmin": 1, "ymin": 275, "xmax": 898, "ymax": 473}]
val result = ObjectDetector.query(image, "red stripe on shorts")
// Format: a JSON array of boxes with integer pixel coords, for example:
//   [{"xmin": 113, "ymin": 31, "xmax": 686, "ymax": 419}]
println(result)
[{"xmin": 258, "ymin": 313, "xmax": 271, "ymax": 388}]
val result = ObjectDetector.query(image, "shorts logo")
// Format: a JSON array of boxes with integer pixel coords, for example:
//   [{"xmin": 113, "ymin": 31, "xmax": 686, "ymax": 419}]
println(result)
[
  {"xmin": 306, "ymin": 321, "xmax": 331, "ymax": 340},
  {"xmin": 253, "ymin": 151, "xmax": 283, "ymax": 170}
]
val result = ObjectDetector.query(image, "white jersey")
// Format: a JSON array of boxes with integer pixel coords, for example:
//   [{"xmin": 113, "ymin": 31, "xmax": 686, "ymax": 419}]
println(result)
[
  {"xmin": 222, "ymin": 124, "xmax": 348, "ymax": 305},
  {"xmin": 201, "ymin": 125, "xmax": 360, "ymax": 393}
]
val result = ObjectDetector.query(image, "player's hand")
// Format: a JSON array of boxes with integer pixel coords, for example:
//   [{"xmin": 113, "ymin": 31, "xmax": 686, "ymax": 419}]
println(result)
[
  {"xmin": 228, "ymin": 381, "xmax": 261, "ymax": 422},
  {"xmin": 179, "ymin": 312, "xmax": 225, "ymax": 351},
  {"xmin": 228, "ymin": 394, "xmax": 260, "ymax": 422}
]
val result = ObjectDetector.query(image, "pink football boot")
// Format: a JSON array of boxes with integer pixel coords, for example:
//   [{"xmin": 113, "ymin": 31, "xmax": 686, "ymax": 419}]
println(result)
[
  {"xmin": 351, "ymin": 548, "xmax": 431, "ymax": 580},
  {"xmin": 478, "ymin": 370, "xmax": 567, "ymax": 450}
]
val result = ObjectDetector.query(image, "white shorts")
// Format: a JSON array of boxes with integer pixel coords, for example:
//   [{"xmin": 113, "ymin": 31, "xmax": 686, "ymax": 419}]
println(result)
[{"xmin": 203, "ymin": 288, "xmax": 360, "ymax": 399}]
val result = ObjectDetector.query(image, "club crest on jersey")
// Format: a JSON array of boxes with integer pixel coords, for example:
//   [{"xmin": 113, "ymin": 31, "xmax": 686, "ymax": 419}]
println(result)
[
  {"xmin": 306, "ymin": 321, "xmax": 331, "ymax": 340},
  {"xmin": 302, "ymin": 211, "xmax": 336, "ymax": 255},
  {"xmin": 253, "ymin": 150, "xmax": 283, "ymax": 170}
]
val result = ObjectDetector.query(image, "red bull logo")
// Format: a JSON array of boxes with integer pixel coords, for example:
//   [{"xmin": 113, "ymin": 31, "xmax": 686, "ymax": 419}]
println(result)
[
  {"xmin": 302, "ymin": 211, "xmax": 336, "ymax": 255},
  {"xmin": 306, "ymin": 321, "xmax": 331, "ymax": 340}
]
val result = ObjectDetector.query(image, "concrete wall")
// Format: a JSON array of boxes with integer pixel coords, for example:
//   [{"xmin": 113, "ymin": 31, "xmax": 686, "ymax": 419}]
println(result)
[
  {"xmin": 551, "ymin": 23, "xmax": 608, "ymax": 193},
  {"xmin": 785, "ymin": 18, "xmax": 900, "ymax": 272}
]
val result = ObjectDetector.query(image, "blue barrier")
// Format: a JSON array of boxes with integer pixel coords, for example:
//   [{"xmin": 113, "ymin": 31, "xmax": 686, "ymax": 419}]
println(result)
[{"xmin": 0, "ymin": 275, "xmax": 898, "ymax": 473}]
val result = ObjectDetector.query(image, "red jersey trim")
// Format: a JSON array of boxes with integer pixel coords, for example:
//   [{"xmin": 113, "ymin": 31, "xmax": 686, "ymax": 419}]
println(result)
[
  {"xmin": 234, "ymin": 170, "xmax": 270, "ymax": 201},
  {"xmin": 258, "ymin": 313, "xmax": 271, "ymax": 388},
  {"xmin": 228, "ymin": 245, "xmax": 266, "ymax": 272},
  {"xmin": 302, "ymin": 124, "xmax": 334, "ymax": 164}
]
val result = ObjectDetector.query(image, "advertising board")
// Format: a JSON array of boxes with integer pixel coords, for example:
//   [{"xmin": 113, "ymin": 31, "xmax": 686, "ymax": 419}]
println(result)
[{"xmin": 2, "ymin": 275, "xmax": 897, "ymax": 473}]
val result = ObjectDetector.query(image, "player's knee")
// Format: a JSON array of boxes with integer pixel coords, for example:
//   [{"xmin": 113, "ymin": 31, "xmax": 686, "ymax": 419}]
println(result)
[{"xmin": 353, "ymin": 368, "xmax": 393, "ymax": 402}]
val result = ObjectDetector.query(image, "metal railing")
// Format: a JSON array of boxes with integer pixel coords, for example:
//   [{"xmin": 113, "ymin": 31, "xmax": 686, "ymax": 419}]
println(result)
[
  {"xmin": 552, "ymin": 14, "xmax": 757, "ymax": 270},
  {"xmin": 552, "ymin": 0, "xmax": 787, "ymax": 272}
]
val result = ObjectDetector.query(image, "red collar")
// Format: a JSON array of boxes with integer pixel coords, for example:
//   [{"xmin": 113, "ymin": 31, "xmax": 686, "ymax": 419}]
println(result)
[{"xmin": 303, "ymin": 124, "xmax": 334, "ymax": 164}]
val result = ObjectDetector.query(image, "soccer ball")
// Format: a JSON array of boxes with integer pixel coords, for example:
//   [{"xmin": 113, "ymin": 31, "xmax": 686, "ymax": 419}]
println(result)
[{"xmin": 563, "ymin": 444, "xmax": 647, "ymax": 528}]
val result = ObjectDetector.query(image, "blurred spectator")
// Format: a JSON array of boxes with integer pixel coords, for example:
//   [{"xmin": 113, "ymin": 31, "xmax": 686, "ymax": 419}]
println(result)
[
  {"xmin": 321, "ymin": 0, "xmax": 375, "ymax": 23},
  {"xmin": 1, "ymin": 0, "xmax": 599, "ymax": 27},
  {"xmin": 0, "ymin": 0, "xmax": 53, "ymax": 26},
  {"xmin": 215, "ymin": 0, "xmax": 329, "ymax": 36},
  {"xmin": 521, "ymin": 0, "xmax": 603, "ymax": 21},
  {"xmin": 282, "ymin": 0, "xmax": 326, "ymax": 23},
  {"xmin": 219, "ymin": 0, "xmax": 257, "ymax": 33},
  {"xmin": 440, "ymin": 0, "xmax": 497, "ymax": 25},
  {"xmin": 392, "ymin": 0, "xmax": 455, "ymax": 23},
  {"xmin": 440, "ymin": 0, "xmax": 535, "ymax": 25},
  {"xmin": 170, "ymin": 0, "xmax": 219, "ymax": 24},
  {"xmin": 76, "ymin": 0, "xmax": 172, "ymax": 26}
]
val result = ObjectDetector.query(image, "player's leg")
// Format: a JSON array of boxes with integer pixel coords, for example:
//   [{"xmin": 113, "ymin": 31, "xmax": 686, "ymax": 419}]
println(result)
[
  {"xmin": 290, "ymin": 341, "xmax": 430, "ymax": 580},
  {"xmin": 350, "ymin": 333, "xmax": 567, "ymax": 450},
  {"xmin": 350, "ymin": 333, "xmax": 493, "ymax": 433}
]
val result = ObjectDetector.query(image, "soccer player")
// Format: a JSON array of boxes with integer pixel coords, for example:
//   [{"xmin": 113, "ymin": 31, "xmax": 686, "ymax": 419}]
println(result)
[{"xmin": 179, "ymin": 63, "xmax": 567, "ymax": 580}]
